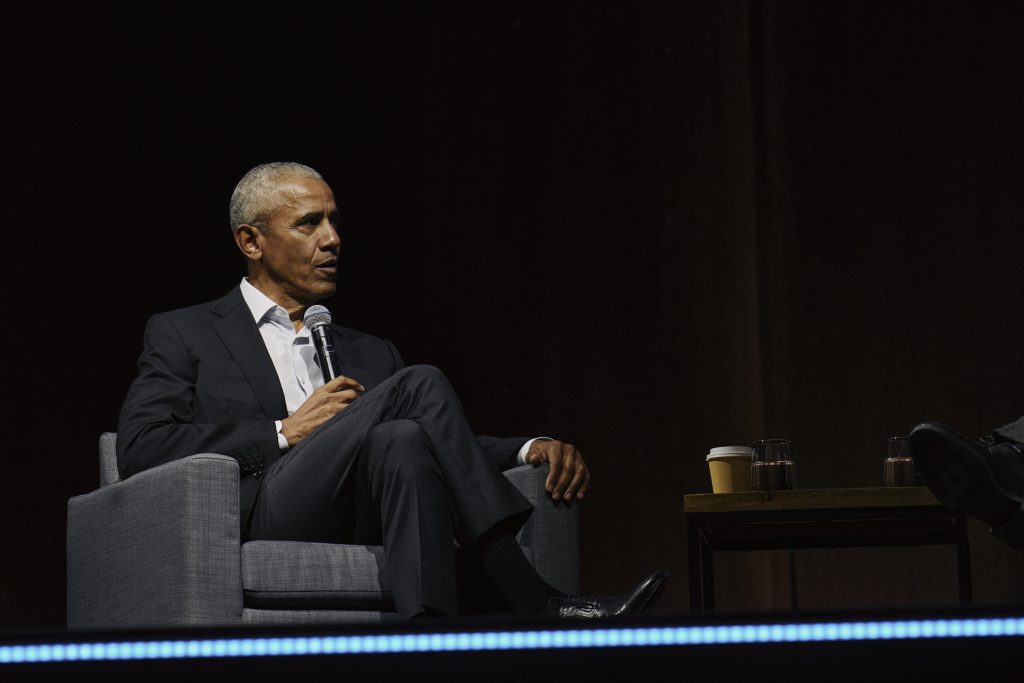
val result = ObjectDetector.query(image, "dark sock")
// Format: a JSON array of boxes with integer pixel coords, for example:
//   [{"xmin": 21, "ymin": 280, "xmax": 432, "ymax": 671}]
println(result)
[{"xmin": 477, "ymin": 533, "xmax": 562, "ymax": 614}]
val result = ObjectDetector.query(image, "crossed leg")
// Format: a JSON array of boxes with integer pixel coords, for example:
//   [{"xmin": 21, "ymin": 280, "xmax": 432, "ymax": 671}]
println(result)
[{"xmin": 248, "ymin": 364, "xmax": 533, "ymax": 618}]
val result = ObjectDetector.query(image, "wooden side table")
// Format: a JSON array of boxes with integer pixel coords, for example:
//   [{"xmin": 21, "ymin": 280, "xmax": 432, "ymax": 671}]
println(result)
[{"xmin": 684, "ymin": 487, "xmax": 972, "ymax": 612}]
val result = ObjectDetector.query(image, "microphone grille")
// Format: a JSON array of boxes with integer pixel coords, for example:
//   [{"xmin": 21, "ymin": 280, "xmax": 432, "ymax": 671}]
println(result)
[{"xmin": 303, "ymin": 304, "xmax": 332, "ymax": 329}]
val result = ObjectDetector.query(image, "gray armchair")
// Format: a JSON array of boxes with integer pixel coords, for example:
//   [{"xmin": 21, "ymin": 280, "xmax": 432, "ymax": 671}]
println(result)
[{"xmin": 67, "ymin": 433, "xmax": 579, "ymax": 629}]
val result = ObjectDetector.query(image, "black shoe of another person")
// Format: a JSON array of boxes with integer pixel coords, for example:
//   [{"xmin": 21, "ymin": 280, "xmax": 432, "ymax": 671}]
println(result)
[
  {"xmin": 909, "ymin": 422, "xmax": 1024, "ymax": 549},
  {"xmin": 546, "ymin": 572, "xmax": 670, "ymax": 619}
]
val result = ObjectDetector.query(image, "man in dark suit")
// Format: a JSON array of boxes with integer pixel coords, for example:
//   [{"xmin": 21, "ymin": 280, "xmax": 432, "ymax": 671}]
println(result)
[{"xmin": 118, "ymin": 161, "xmax": 667, "ymax": 620}]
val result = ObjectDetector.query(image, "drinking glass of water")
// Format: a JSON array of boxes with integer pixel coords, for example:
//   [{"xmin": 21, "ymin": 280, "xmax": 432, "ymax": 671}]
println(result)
[
  {"xmin": 751, "ymin": 438, "xmax": 796, "ymax": 491},
  {"xmin": 883, "ymin": 436, "xmax": 915, "ymax": 486}
]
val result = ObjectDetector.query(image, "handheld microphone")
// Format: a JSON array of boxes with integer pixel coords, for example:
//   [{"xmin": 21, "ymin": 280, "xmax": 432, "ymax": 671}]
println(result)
[{"xmin": 303, "ymin": 305, "xmax": 341, "ymax": 382}]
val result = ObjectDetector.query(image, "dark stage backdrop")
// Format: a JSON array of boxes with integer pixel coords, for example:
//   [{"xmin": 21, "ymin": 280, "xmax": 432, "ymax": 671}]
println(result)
[{"xmin": 2, "ymin": 2, "xmax": 1022, "ymax": 627}]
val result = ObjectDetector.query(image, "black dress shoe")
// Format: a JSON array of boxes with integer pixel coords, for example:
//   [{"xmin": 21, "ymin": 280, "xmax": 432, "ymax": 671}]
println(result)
[
  {"xmin": 546, "ymin": 571, "xmax": 670, "ymax": 619},
  {"xmin": 909, "ymin": 422, "xmax": 1024, "ymax": 548}
]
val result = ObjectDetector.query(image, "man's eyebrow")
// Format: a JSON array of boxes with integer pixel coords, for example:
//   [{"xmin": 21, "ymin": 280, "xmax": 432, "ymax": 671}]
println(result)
[{"xmin": 292, "ymin": 211, "xmax": 323, "ymax": 227}]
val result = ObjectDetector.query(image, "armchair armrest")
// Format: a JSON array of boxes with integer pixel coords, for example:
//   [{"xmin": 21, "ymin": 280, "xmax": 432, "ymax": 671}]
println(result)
[
  {"xmin": 67, "ymin": 454, "xmax": 242, "ymax": 629},
  {"xmin": 503, "ymin": 464, "xmax": 580, "ymax": 595}
]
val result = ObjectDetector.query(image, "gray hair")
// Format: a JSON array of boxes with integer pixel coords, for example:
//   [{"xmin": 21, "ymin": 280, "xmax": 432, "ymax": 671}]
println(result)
[{"xmin": 229, "ymin": 162, "xmax": 323, "ymax": 234}]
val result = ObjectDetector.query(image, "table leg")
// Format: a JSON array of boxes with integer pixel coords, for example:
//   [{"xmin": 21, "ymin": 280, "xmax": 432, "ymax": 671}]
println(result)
[
  {"xmin": 954, "ymin": 514, "xmax": 972, "ymax": 604},
  {"xmin": 687, "ymin": 515, "xmax": 703, "ymax": 611},
  {"xmin": 699, "ymin": 525, "xmax": 715, "ymax": 611}
]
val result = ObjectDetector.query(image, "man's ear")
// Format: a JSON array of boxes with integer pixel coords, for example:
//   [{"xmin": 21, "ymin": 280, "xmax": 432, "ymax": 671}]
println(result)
[{"xmin": 234, "ymin": 224, "xmax": 263, "ymax": 262}]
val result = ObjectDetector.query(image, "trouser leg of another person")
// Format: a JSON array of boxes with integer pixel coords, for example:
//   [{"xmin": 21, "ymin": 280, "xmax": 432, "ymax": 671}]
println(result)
[
  {"xmin": 991, "ymin": 414, "xmax": 1024, "ymax": 445},
  {"xmin": 910, "ymin": 421, "xmax": 1024, "ymax": 549},
  {"xmin": 249, "ymin": 365, "xmax": 534, "ymax": 617}
]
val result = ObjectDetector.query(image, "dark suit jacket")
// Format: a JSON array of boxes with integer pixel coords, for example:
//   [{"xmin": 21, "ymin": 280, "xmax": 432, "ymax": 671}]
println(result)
[{"xmin": 117, "ymin": 286, "xmax": 527, "ymax": 528}]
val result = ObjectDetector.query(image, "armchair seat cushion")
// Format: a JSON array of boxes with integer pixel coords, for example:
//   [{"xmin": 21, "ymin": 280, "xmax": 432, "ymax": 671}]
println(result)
[
  {"xmin": 241, "ymin": 541, "xmax": 394, "ymax": 610},
  {"xmin": 241, "ymin": 540, "xmax": 536, "ymax": 611}
]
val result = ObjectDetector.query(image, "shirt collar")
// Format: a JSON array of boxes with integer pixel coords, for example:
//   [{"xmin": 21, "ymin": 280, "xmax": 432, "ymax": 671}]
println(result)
[{"xmin": 239, "ymin": 278, "xmax": 302, "ymax": 332}]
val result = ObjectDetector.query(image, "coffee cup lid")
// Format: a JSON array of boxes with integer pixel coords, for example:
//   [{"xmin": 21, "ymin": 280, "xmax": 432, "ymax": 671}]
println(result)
[{"xmin": 706, "ymin": 446, "xmax": 753, "ymax": 461}]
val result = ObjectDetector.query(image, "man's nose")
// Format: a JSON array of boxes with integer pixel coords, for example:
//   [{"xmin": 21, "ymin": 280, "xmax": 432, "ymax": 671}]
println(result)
[{"xmin": 318, "ymin": 222, "xmax": 340, "ymax": 250}]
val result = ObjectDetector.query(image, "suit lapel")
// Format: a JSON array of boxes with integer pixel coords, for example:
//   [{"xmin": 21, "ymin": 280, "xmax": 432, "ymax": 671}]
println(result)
[{"xmin": 210, "ymin": 288, "xmax": 288, "ymax": 419}]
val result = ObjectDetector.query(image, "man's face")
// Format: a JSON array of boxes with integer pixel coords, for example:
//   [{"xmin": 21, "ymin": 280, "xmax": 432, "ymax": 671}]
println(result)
[{"xmin": 255, "ymin": 175, "xmax": 341, "ymax": 306}]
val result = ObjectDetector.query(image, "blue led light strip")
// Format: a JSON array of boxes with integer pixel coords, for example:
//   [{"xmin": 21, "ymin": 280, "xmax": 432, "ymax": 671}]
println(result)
[{"xmin": 1, "ymin": 617, "xmax": 1022, "ymax": 664}]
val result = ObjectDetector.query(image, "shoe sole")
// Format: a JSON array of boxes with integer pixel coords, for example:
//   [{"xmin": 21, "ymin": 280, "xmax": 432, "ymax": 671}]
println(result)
[{"xmin": 909, "ymin": 423, "xmax": 1019, "ymax": 528}]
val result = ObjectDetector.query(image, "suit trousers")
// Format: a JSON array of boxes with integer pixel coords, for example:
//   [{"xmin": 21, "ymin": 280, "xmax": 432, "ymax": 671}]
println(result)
[{"xmin": 248, "ymin": 364, "xmax": 533, "ymax": 618}]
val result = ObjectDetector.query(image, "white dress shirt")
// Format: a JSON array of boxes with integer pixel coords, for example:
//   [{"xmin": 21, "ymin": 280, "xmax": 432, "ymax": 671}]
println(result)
[
  {"xmin": 240, "ymin": 279, "xmax": 323, "ymax": 450},
  {"xmin": 239, "ymin": 278, "xmax": 545, "ymax": 461}
]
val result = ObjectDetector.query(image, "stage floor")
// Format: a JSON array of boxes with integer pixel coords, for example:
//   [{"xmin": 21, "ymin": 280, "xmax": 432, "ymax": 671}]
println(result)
[{"xmin": 3, "ymin": 605, "xmax": 1022, "ymax": 682}]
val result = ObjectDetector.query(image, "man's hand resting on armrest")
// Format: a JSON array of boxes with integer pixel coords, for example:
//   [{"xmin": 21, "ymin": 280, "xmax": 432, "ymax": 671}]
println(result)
[
  {"xmin": 524, "ymin": 440, "xmax": 590, "ymax": 503},
  {"xmin": 280, "ymin": 375, "xmax": 365, "ymax": 446}
]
